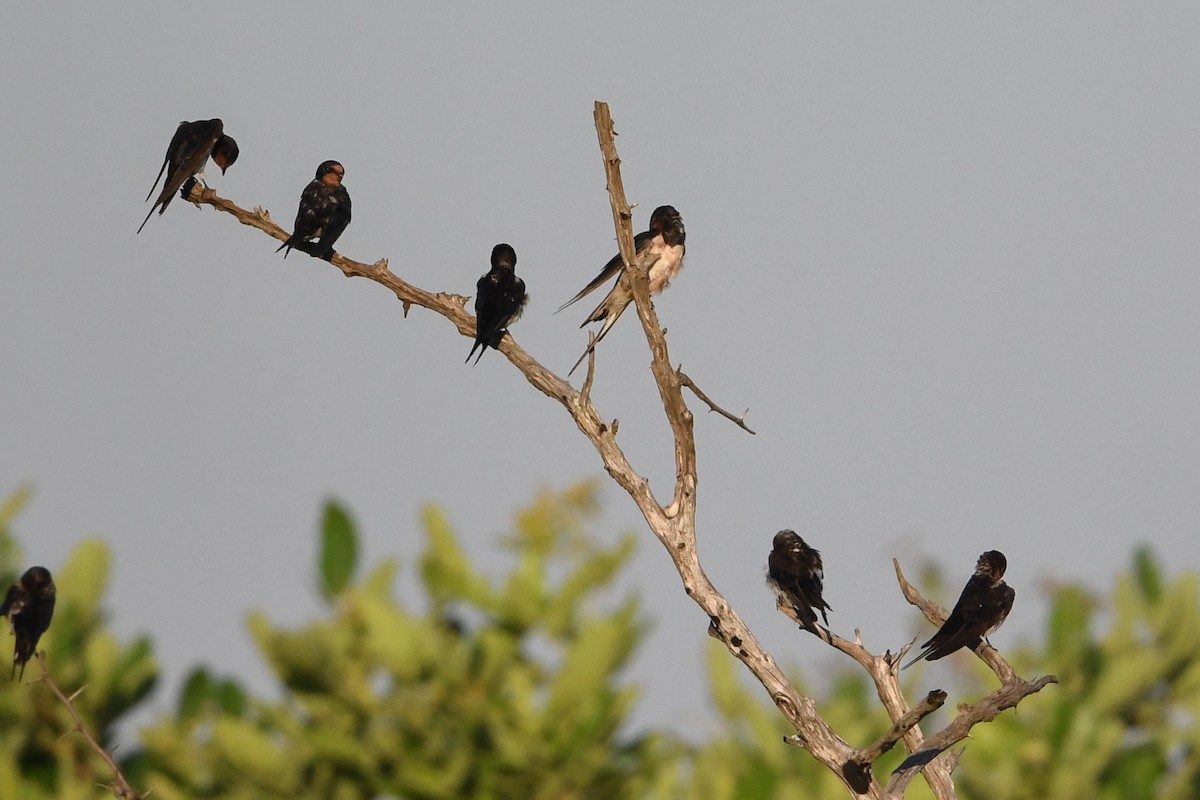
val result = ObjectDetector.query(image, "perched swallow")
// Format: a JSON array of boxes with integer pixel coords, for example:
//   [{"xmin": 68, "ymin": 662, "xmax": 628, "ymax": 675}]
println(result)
[
  {"xmin": 0, "ymin": 566, "xmax": 56, "ymax": 680},
  {"xmin": 467, "ymin": 243, "xmax": 528, "ymax": 364},
  {"xmin": 278, "ymin": 161, "xmax": 352, "ymax": 261},
  {"xmin": 903, "ymin": 550, "xmax": 1015, "ymax": 669},
  {"xmin": 139, "ymin": 119, "xmax": 239, "ymax": 234},
  {"xmin": 559, "ymin": 205, "xmax": 685, "ymax": 375},
  {"xmin": 766, "ymin": 530, "xmax": 831, "ymax": 632}
]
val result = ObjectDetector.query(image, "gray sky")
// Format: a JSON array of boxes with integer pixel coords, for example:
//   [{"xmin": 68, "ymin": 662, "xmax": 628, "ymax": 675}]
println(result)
[{"xmin": 3, "ymin": 4, "xmax": 1199, "ymax": 741}]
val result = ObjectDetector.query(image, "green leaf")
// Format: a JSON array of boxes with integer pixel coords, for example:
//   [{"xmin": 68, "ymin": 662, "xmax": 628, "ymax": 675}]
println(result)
[
  {"xmin": 318, "ymin": 500, "xmax": 358, "ymax": 601},
  {"xmin": 1134, "ymin": 546, "xmax": 1163, "ymax": 604},
  {"xmin": 177, "ymin": 667, "xmax": 212, "ymax": 720},
  {"xmin": 215, "ymin": 678, "xmax": 247, "ymax": 717},
  {"xmin": 212, "ymin": 717, "xmax": 296, "ymax": 792},
  {"xmin": 0, "ymin": 485, "xmax": 32, "ymax": 529},
  {"xmin": 57, "ymin": 538, "xmax": 110, "ymax": 615}
]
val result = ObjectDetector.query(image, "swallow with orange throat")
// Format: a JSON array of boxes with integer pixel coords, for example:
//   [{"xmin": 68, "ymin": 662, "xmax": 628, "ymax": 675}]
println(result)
[
  {"xmin": 467, "ymin": 243, "xmax": 528, "ymax": 364},
  {"xmin": 0, "ymin": 566, "xmax": 56, "ymax": 681},
  {"xmin": 139, "ymin": 118, "xmax": 239, "ymax": 233},
  {"xmin": 903, "ymin": 549, "xmax": 1015, "ymax": 669},
  {"xmin": 278, "ymin": 160, "xmax": 352, "ymax": 261},
  {"xmin": 767, "ymin": 530, "xmax": 831, "ymax": 634},
  {"xmin": 559, "ymin": 205, "xmax": 685, "ymax": 376}
]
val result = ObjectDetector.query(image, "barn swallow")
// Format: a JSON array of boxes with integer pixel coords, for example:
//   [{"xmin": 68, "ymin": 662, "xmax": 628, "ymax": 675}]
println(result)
[
  {"xmin": 559, "ymin": 205, "xmax": 685, "ymax": 375},
  {"xmin": 139, "ymin": 119, "xmax": 239, "ymax": 233},
  {"xmin": 902, "ymin": 550, "xmax": 1015, "ymax": 669},
  {"xmin": 277, "ymin": 161, "xmax": 352, "ymax": 261},
  {"xmin": 467, "ymin": 243, "xmax": 528, "ymax": 364},
  {"xmin": 0, "ymin": 566, "xmax": 56, "ymax": 680},
  {"xmin": 766, "ymin": 530, "xmax": 831, "ymax": 633}
]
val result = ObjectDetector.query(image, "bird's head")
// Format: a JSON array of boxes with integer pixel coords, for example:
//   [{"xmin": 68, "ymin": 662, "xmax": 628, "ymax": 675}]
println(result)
[
  {"xmin": 649, "ymin": 205, "xmax": 685, "ymax": 246},
  {"xmin": 213, "ymin": 135, "xmax": 240, "ymax": 174},
  {"xmin": 976, "ymin": 550, "xmax": 1007, "ymax": 582},
  {"xmin": 490, "ymin": 243, "xmax": 517, "ymax": 270},
  {"xmin": 317, "ymin": 160, "xmax": 346, "ymax": 186},
  {"xmin": 19, "ymin": 566, "xmax": 54, "ymax": 598}
]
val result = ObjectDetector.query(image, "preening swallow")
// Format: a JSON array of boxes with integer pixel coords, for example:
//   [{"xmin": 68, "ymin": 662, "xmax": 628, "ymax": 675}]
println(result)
[
  {"xmin": 767, "ymin": 530, "xmax": 831, "ymax": 632},
  {"xmin": 0, "ymin": 566, "xmax": 56, "ymax": 680},
  {"xmin": 278, "ymin": 160, "xmax": 352, "ymax": 261},
  {"xmin": 903, "ymin": 550, "xmax": 1015, "ymax": 669},
  {"xmin": 559, "ymin": 205, "xmax": 685, "ymax": 375},
  {"xmin": 139, "ymin": 119, "xmax": 239, "ymax": 233},
  {"xmin": 467, "ymin": 243, "xmax": 528, "ymax": 364}
]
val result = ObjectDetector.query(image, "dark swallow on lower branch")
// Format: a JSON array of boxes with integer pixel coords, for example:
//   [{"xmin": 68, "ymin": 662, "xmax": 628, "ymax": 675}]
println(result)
[
  {"xmin": 903, "ymin": 549, "xmax": 1015, "ymax": 669},
  {"xmin": 0, "ymin": 566, "xmax": 56, "ymax": 680},
  {"xmin": 278, "ymin": 160, "xmax": 352, "ymax": 261},
  {"xmin": 467, "ymin": 243, "xmax": 527, "ymax": 364},
  {"xmin": 767, "ymin": 530, "xmax": 831, "ymax": 632},
  {"xmin": 139, "ymin": 118, "xmax": 239, "ymax": 233},
  {"xmin": 559, "ymin": 205, "xmax": 685, "ymax": 376}
]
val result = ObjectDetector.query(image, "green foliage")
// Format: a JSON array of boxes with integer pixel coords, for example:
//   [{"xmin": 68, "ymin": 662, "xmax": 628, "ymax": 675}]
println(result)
[
  {"xmin": 3, "ymin": 483, "xmax": 1200, "ymax": 799},
  {"xmin": 131, "ymin": 482, "xmax": 672, "ymax": 799},
  {"xmin": 0, "ymin": 494, "xmax": 158, "ymax": 800}
]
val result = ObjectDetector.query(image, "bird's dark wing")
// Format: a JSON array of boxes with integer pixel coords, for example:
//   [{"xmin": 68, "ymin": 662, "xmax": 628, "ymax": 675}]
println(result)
[
  {"xmin": 468, "ymin": 273, "xmax": 527, "ymax": 364},
  {"xmin": 904, "ymin": 573, "xmax": 999, "ymax": 667},
  {"xmin": 507, "ymin": 276, "xmax": 527, "ymax": 324},
  {"xmin": 0, "ymin": 585, "xmax": 17, "ymax": 618},
  {"xmin": 472, "ymin": 273, "xmax": 505, "ymax": 347},
  {"xmin": 140, "ymin": 120, "xmax": 222, "ymax": 233},
  {"xmin": 557, "ymin": 229, "xmax": 654, "ymax": 313},
  {"xmin": 315, "ymin": 186, "xmax": 352, "ymax": 254},
  {"xmin": 278, "ymin": 180, "xmax": 325, "ymax": 255}
]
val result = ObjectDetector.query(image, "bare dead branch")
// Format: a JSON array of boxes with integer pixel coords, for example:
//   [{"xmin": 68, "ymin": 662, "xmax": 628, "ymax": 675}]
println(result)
[
  {"xmin": 183, "ymin": 101, "xmax": 1051, "ymax": 799},
  {"xmin": 35, "ymin": 652, "xmax": 145, "ymax": 800},
  {"xmin": 858, "ymin": 690, "xmax": 947, "ymax": 764},
  {"xmin": 884, "ymin": 675, "xmax": 1057, "ymax": 798},
  {"xmin": 677, "ymin": 369, "xmax": 756, "ymax": 434},
  {"xmin": 776, "ymin": 602, "xmax": 958, "ymax": 797}
]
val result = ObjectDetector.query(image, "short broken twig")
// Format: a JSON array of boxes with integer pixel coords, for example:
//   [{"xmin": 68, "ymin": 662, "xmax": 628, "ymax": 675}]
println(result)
[{"xmin": 677, "ymin": 369, "xmax": 756, "ymax": 434}]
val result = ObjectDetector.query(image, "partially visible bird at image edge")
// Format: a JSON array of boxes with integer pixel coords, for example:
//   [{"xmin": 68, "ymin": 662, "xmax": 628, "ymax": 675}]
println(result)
[{"xmin": 0, "ymin": 566, "xmax": 56, "ymax": 681}]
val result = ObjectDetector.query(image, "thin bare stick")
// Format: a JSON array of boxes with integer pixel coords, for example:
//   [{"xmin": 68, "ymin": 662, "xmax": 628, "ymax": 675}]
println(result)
[
  {"xmin": 35, "ymin": 652, "xmax": 145, "ymax": 800},
  {"xmin": 677, "ymin": 370, "xmax": 756, "ymax": 434},
  {"xmin": 580, "ymin": 331, "xmax": 598, "ymax": 406}
]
